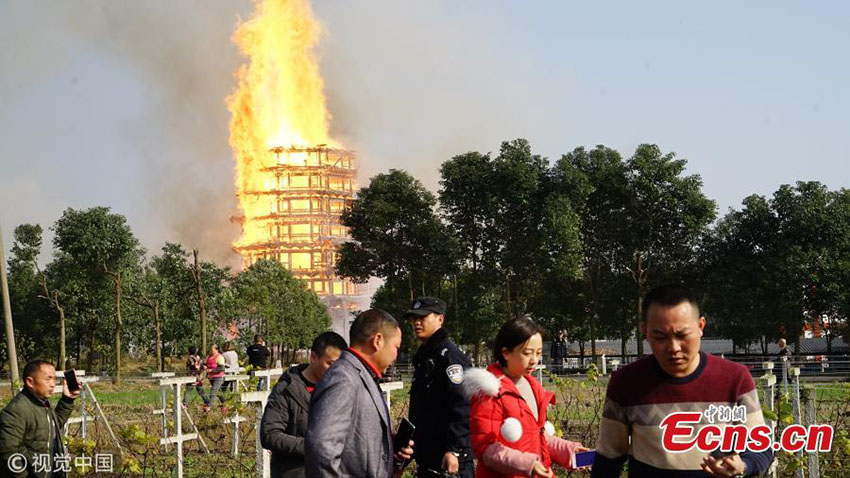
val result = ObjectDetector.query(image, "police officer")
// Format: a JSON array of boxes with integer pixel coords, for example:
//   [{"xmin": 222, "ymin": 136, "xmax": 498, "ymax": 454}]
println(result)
[{"xmin": 405, "ymin": 296, "xmax": 473, "ymax": 478}]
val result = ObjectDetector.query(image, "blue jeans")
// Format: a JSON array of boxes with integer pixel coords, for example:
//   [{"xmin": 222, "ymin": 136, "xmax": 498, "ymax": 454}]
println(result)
[
  {"xmin": 184, "ymin": 381, "xmax": 209, "ymax": 405},
  {"xmin": 208, "ymin": 377, "xmax": 225, "ymax": 405}
]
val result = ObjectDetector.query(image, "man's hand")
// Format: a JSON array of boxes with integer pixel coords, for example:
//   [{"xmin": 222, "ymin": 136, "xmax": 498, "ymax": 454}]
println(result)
[
  {"xmin": 62, "ymin": 380, "xmax": 80, "ymax": 400},
  {"xmin": 394, "ymin": 439, "xmax": 414, "ymax": 462},
  {"xmin": 701, "ymin": 453, "xmax": 746, "ymax": 477},
  {"xmin": 531, "ymin": 460, "xmax": 553, "ymax": 478},
  {"xmin": 441, "ymin": 451, "xmax": 459, "ymax": 474}
]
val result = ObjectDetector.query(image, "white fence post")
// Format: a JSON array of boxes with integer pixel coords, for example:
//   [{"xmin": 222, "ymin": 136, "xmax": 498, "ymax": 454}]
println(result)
[
  {"xmin": 151, "ymin": 372, "xmax": 176, "ymax": 449},
  {"xmin": 223, "ymin": 374, "xmax": 251, "ymax": 457},
  {"xmin": 379, "ymin": 381, "xmax": 403, "ymax": 411},
  {"xmin": 760, "ymin": 361, "xmax": 778, "ymax": 478},
  {"xmin": 241, "ymin": 390, "xmax": 272, "ymax": 478},
  {"xmin": 251, "ymin": 368, "xmax": 284, "ymax": 392},
  {"xmin": 790, "ymin": 367, "xmax": 803, "ymax": 478},
  {"xmin": 157, "ymin": 376, "xmax": 206, "ymax": 478}
]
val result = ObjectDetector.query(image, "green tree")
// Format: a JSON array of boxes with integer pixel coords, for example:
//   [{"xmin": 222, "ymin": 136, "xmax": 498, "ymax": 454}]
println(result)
[
  {"xmin": 5, "ymin": 224, "xmax": 48, "ymax": 366},
  {"xmin": 440, "ymin": 139, "xmax": 557, "ymax": 319},
  {"xmin": 337, "ymin": 169, "xmax": 457, "ymax": 301},
  {"xmin": 553, "ymin": 145, "xmax": 628, "ymax": 357},
  {"xmin": 229, "ymin": 259, "xmax": 329, "ymax": 361},
  {"xmin": 769, "ymin": 182, "xmax": 845, "ymax": 354},
  {"xmin": 698, "ymin": 195, "xmax": 781, "ymax": 353},
  {"xmin": 618, "ymin": 145, "xmax": 716, "ymax": 354},
  {"xmin": 52, "ymin": 207, "xmax": 144, "ymax": 383}
]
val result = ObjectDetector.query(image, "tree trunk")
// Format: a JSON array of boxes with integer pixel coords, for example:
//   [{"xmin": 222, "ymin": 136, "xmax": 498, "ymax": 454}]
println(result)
[
  {"xmin": 58, "ymin": 303, "xmax": 66, "ymax": 369},
  {"xmin": 154, "ymin": 303, "xmax": 163, "ymax": 372},
  {"xmin": 407, "ymin": 274, "xmax": 414, "ymax": 301},
  {"xmin": 620, "ymin": 329, "xmax": 627, "ymax": 362},
  {"xmin": 193, "ymin": 249, "xmax": 208, "ymax": 355},
  {"xmin": 113, "ymin": 271, "xmax": 122, "ymax": 384},
  {"xmin": 590, "ymin": 316, "xmax": 597, "ymax": 359},
  {"xmin": 87, "ymin": 332, "xmax": 95, "ymax": 370},
  {"xmin": 635, "ymin": 292, "xmax": 644, "ymax": 356},
  {"xmin": 630, "ymin": 251, "xmax": 647, "ymax": 356},
  {"xmin": 505, "ymin": 273, "xmax": 512, "ymax": 318},
  {"xmin": 76, "ymin": 327, "xmax": 81, "ymax": 369}
]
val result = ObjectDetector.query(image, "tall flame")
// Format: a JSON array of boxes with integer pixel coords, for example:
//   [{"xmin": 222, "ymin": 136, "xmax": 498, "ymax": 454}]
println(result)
[{"xmin": 227, "ymin": 0, "xmax": 338, "ymax": 249}]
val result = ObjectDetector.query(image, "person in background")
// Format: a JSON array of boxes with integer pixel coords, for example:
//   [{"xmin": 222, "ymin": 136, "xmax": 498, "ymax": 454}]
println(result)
[
  {"xmin": 550, "ymin": 330, "xmax": 568, "ymax": 372},
  {"xmin": 184, "ymin": 346, "xmax": 209, "ymax": 406},
  {"xmin": 203, "ymin": 344, "xmax": 227, "ymax": 408},
  {"xmin": 305, "ymin": 309, "xmax": 414, "ymax": 478},
  {"xmin": 0, "ymin": 360, "xmax": 80, "ymax": 478},
  {"xmin": 247, "ymin": 335, "xmax": 272, "ymax": 391},
  {"xmin": 222, "ymin": 341, "xmax": 240, "ymax": 392},
  {"xmin": 405, "ymin": 296, "xmax": 474, "ymax": 477},
  {"xmin": 776, "ymin": 338, "xmax": 792, "ymax": 385},
  {"xmin": 261, "ymin": 331, "xmax": 347, "ymax": 478},
  {"xmin": 466, "ymin": 317, "xmax": 587, "ymax": 478}
]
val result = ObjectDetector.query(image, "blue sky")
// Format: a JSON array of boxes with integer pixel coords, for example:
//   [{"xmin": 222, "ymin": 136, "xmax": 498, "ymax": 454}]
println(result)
[{"xmin": 1, "ymin": 1, "xmax": 848, "ymax": 267}]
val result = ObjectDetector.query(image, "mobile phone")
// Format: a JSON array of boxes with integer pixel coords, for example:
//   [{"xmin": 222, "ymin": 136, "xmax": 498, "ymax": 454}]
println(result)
[
  {"xmin": 572, "ymin": 450, "xmax": 596, "ymax": 468},
  {"xmin": 64, "ymin": 369, "xmax": 81, "ymax": 393},
  {"xmin": 710, "ymin": 449, "xmax": 737, "ymax": 460},
  {"xmin": 393, "ymin": 417, "xmax": 416, "ymax": 452}
]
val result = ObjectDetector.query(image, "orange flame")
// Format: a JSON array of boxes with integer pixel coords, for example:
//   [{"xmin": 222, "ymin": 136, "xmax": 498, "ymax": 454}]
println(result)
[{"xmin": 227, "ymin": 0, "xmax": 338, "ymax": 249}]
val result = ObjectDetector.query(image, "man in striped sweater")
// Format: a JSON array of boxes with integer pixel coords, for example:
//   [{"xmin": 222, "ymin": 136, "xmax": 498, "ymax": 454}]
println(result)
[{"xmin": 591, "ymin": 284, "xmax": 773, "ymax": 477}]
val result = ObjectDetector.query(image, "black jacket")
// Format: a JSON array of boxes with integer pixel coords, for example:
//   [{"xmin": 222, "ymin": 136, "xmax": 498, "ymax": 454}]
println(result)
[
  {"xmin": 260, "ymin": 364, "xmax": 311, "ymax": 478},
  {"xmin": 550, "ymin": 339, "xmax": 568, "ymax": 361},
  {"xmin": 247, "ymin": 344, "xmax": 271, "ymax": 369},
  {"xmin": 409, "ymin": 327, "xmax": 473, "ymax": 466}
]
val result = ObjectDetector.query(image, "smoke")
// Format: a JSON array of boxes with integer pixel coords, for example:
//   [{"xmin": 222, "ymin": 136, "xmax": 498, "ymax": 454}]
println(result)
[
  {"xmin": 0, "ymin": 0, "xmax": 253, "ymax": 267},
  {"xmin": 314, "ymin": 2, "xmax": 573, "ymax": 191},
  {"xmin": 0, "ymin": 1, "xmax": 574, "ymax": 267}
]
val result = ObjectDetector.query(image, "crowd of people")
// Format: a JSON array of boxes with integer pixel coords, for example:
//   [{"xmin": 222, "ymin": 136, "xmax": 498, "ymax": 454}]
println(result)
[{"xmin": 0, "ymin": 285, "xmax": 777, "ymax": 477}]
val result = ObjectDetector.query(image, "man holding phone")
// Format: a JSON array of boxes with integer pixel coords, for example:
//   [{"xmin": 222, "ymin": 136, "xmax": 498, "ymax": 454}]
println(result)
[
  {"xmin": 591, "ymin": 285, "xmax": 773, "ymax": 477},
  {"xmin": 306, "ymin": 309, "xmax": 414, "ymax": 478},
  {"xmin": 405, "ymin": 297, "xmax": 473, "ymax": 478},
  {"xmin": 0, "ymin": 360, "xmax": 80, "ymax": 478}
]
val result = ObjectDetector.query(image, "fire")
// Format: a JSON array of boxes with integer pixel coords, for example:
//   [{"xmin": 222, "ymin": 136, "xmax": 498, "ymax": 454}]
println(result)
[{"xmin": 227, "ymin": 0, "xmax": 338, "ymax": 248}]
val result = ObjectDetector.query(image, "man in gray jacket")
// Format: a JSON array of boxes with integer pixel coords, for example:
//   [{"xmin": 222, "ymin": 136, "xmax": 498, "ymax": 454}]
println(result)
[
  {"xmin": 260, "ymin": 331, "xmax": 347, "ymax": 478},
  {"xmin": 306, "ymin": 309, "xmax": 414, "ymax": 478}
]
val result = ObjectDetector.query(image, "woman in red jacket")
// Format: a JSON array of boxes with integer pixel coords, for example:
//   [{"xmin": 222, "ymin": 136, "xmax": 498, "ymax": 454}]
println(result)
[{"xmin": 465, "ymin": 317, "xmax": 588, "ymax": 478}]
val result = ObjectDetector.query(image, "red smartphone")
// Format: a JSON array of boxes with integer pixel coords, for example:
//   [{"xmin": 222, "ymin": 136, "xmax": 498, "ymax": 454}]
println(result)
[{"xmin": 64, "ymin": 369, "xmax": 81, "ymax": 392}]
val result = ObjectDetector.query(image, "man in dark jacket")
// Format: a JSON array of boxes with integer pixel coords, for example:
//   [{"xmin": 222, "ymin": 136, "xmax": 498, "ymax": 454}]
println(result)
[
  {"xmin": 0, "ymin": 360, "xmax": 79, "ymax": 478},
  {"xmin": 550, "ymin": 330, "xmax": 568, "ymax": 371},
  {"xmin": 247, "ymin": 335, "xmax": 272, "ymax": 391},
  {"xmin": 260, "ymin": 332, "xmax": 346, "ymax": 478},
  {"xmin": 406, "ymin": 296, "xmax": 474, "ymax": 478}
]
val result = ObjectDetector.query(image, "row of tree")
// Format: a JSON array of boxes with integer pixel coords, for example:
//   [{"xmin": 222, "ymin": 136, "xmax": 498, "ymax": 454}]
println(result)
[
  {"xmin": 337, "ymin": 139, "xmax": 850, "ymax": 359},
  {"xmin": 3, "ymin": 207, "xmax": 330, "ymax": 382},
  {"xmin": 5, "ymin": 139, "xmax": 849, "ymax": 376}
]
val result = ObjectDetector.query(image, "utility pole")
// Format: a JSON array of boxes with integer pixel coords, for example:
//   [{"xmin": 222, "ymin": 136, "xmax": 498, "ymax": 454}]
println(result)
[{"xmin": 0, "ymin": 224, "xmax": 20, "ymax": 385}]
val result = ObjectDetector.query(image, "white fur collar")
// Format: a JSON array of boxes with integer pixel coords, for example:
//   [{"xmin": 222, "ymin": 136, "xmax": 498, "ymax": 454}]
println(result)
[{"xmin": 462, "ymin": 367, "xmax": 502, "ymax": 399}]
